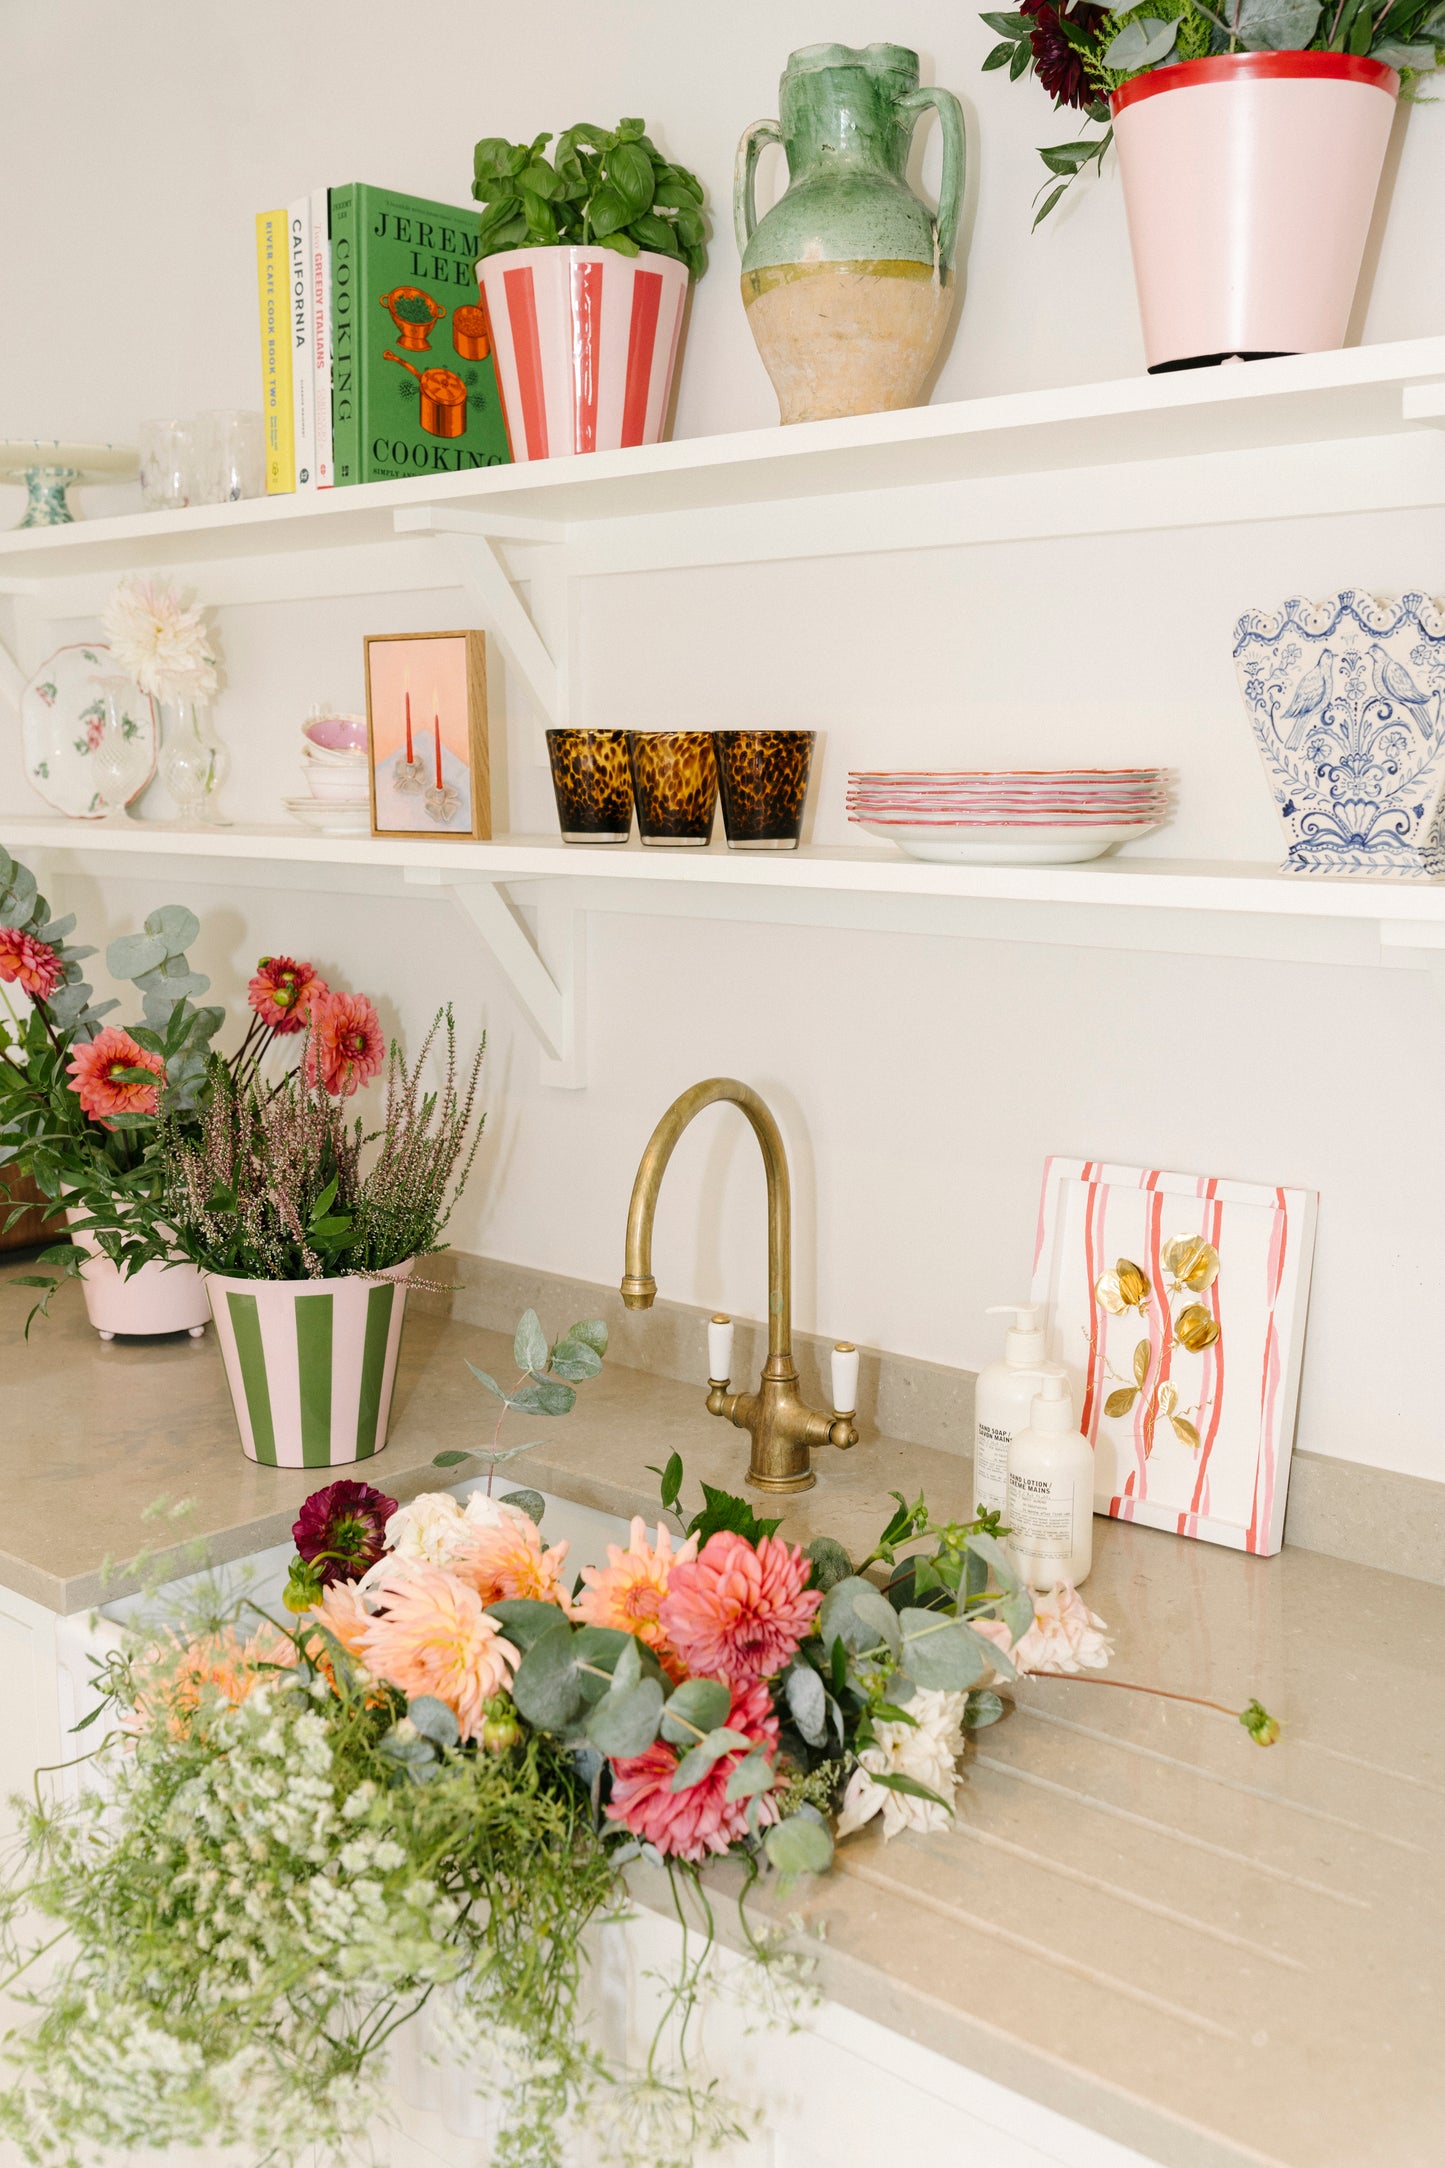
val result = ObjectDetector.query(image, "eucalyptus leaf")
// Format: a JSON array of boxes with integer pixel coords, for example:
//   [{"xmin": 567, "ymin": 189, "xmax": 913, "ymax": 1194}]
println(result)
[
  {"xmin": 806, "ymin": 1535, "xmax": 854, "ymax": 1592},
  {"xmin": 611, "ymin": 1633, "xmax": 642, "ymax": 1697},
  {"xmin": 660, "ymin": 1676, "xmax": 730, "ymax": 1745},
  {"xmin": 549, "ymin": 1339, "xmax": 603, "ymax": 1382},
  {"xmin": 563, "ymin": 1318, "xmax": 607, "ymax": 1355},
  {"xmin": 500, "ymin": 1487, "xmax": 545, "ymax": 1524},
  {"xmin": 487, "ymin": 1599, "xmax": 574, "ymax": 1652},
  {"xmin": 818, "ymin": 1577, "xmax": 902, "ymax": 1662},
  {"xmin": 510, "ymin": 1620, "xmax": 589, "ymax": 1732},
  {"xmin": 899, "ymin": 1610, "xmax": 994, "ymax": 1691},
  {"xmin": 964, "ymin": 1689, "xmax": 1006, "ymax": 1731},
  {"xmin": 585, "ymin": 1677, "xmax": 663, "ymax": 1756},
  {"xmin": 464, "ymin": 1362, "xmax": 508, "ymax": 1402},
  {"xmin": 106, "ymin": 932, "xmax": 168, "ymax": 981},
  {"xmin": 763, "ymin": 1813, "xmax": 834, "ymax": 1879},
  {"xmin": 407, "ymin": 1695, "xmax": 460, "ymax": 1750},
  {"xmin": 784, "ymin": 1664, "xmax": 828, "ymax": 1748},
  {"xmin": 1102, "ymin": 15, "xmax": 1179, "ymax": 66},
  {"xmin": 509, "ymin": 1378, "xmax": 576, "ymax": 1418},
  {"xmin": 513, "ymin": 1308, "xmax": 548, "ymax": 1374},
  {"xmin": 1236, "ymin": 0, "xmax": 1322, "ymax": 45},
  {"xmin": 670, "ymin": 1726, "xmax": 752, "ymax": 1793},
  {"xmin": 144, "ymin": 904, "xmax": 200, "ymax": 954},
  {"xmin": 724, "ymin": 1746, "xmax": 775, "ymax": 1803}
]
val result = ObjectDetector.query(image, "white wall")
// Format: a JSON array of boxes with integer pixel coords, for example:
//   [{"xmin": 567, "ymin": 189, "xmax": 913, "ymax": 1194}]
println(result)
[{"xmin": 1, "ymin": 2, "xmax": 1443, "ymax": 1484}]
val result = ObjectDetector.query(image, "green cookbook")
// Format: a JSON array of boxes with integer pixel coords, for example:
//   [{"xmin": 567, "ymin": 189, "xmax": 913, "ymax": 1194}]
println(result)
[{"xmin": 330, "ymin": 183, "xmax": 511, "ymax": 485}]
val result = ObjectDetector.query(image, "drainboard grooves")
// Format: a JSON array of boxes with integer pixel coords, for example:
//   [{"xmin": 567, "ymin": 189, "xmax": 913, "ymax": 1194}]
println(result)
[
  {"xmin": 835, "ymin": 1854, "xmax": 1243, "ymax": 2042},
  {"xmin": 947, "ymin": 1820, "xmax": 1309, "ymax": 1971},
  {"xmin": 1014, "ymin": 1705, "xmax": 1429, "ymax": 1853},
  {"xmin": 971, "ymin": 1756, "xmax": 1373, "ymax": 1908},
  {"xmin": 1291, "ymin": 1735, "xmax": 1445, "ymax": 1796}
]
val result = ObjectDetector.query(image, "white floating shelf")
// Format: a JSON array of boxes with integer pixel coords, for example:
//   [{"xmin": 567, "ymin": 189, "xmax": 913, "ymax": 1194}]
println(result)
[{"xmin": 0, "ymin": 335, "xmax": 1440, "ymax": 592}]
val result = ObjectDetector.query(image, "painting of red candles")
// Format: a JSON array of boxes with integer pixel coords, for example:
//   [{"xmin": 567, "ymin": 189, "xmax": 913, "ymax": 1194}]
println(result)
[{"xmin": 363, "ymin": 630, "xmax": 491, "ymax": 840}]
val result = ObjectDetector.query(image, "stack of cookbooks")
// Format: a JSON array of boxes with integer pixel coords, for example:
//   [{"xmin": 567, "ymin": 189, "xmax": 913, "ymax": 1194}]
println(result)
[{"xmin": 254, "ymin": 184, "xmax": 512, "ymax": 495}]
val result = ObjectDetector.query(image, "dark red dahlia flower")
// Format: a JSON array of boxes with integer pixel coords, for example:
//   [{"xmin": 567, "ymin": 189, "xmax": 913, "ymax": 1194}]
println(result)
[
  {"xmin": 1021, "ymin": 0, "xmax": 1105, "ymax": 109},
  {"xmin": 291, "ymin": 1480, "xmax": 397, "ymax": 1586}
]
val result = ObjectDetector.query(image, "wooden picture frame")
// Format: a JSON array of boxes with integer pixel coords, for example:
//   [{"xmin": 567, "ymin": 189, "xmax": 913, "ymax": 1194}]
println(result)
[{"xmin": 364, "ymin": 630, "xmax": 491, "ymax": 840}]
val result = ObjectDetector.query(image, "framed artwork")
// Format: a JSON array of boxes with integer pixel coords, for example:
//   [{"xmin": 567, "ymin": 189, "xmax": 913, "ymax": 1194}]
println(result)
[
  {"xmin": 1030, "ymin": 1157, "xmax": 1318, "ymax": 1557},
  {"xmin": 364, "ymin": 630, "xmax": 491, "ymax": 840}
]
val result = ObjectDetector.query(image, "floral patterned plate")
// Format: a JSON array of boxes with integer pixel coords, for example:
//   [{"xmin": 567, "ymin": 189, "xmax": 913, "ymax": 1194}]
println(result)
[{"xmin": 20, "ymin": 642, "xmax": 156, "ymax": 819}]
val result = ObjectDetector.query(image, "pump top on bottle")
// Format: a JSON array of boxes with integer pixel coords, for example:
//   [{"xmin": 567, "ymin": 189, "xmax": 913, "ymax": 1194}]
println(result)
[
  {"xmin": 973, "ymin": 1302, "xmax": 1049, "ymax": 1519},
  {"xmin": 985, "ymin": 1303, "xmax": 1047, "ymax": 1366}
]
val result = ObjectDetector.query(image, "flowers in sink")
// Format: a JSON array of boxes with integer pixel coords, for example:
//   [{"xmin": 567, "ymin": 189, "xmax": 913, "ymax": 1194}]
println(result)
[{"xmin": 0, "ymin": 1333, "xmax": 1274, "ymax": 2168}]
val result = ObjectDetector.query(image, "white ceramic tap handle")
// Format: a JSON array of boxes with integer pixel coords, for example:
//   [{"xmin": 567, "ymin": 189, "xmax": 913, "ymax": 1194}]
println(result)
[
  {"xmin": 708, "ymin": 1314, "xmax": 733, "ymax": 1384},
  {"xmin": 832, "ymin": 1342, "xmax": 859, "ymax": 1416}
]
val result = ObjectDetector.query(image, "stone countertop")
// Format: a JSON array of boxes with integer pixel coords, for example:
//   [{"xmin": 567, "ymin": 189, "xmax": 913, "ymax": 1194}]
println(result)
[{"xmin": 1, "ymin": 1268, "xmax": 1440, "ymax": 2168}]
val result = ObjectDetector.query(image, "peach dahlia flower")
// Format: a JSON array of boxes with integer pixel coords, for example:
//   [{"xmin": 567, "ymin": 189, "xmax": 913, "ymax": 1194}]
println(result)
[
  {"xmin": 359, "ymin": 1565, "xmax": 520, "ymax": 1743},
  {"xmin": 305, "ymin": 990, "xmax": 385, "ymax": 1098},
  {"xmin": 66, "ymin": 1026, "xmax": 166, "ymax": 1123},
  {"xmin": 573, "ymin": 1517, "xmax": 697, "ymax": 1680},
  {"xmin": 453, "ymin": 1512, "xmax": 571, "ymax": 1610}
]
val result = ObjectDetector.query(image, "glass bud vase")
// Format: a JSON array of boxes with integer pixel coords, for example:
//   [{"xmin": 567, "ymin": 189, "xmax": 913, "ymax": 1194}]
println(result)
[
  {"xmin": 90, "ymin": 674, "xmax": 147, "ymax": 820},
  {"xmin": 159, "ymin": 697, "xmax": 229, "ymax": 826}
]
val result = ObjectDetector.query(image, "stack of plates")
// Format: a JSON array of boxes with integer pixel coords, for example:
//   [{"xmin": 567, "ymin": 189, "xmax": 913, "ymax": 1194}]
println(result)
[{"xmin": 848, "ymin": 768, "xmax": 1173, "ymax": 864}]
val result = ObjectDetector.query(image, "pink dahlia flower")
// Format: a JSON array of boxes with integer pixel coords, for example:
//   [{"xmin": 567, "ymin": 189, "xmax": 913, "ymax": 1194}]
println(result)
[
  {"xmin": 359, "ymin": 1565, "xmax": 520, "ymax": 1743},
  {"xmin": 0, "ymin": 927, "xmax": 63, "ymax": 1003},
  {"xmin": 573, "ymin": 1516, "xmax": 697, "ymax": 1681},
  {"xmin": 453, "ymin": 1512, "xmax": 571, "ymax": 1609},
  {"xmin": 305, "ymin": 990, "xmax": 385, "ymax": 1098},
  {"xmin": 659, "ymin": 1530, "xmax": 823, "ymax": 1687},
  {"xmin": 248, "ymin": 954, "xmax": 327, "ymax": 1034},
  {"xmin": 66, "ymin": 1026, "xmax": 166, "ymax": 1124},
  {"xmin": 605, "ymin": 1676, "xmax": 780, "ymax": 1862}
]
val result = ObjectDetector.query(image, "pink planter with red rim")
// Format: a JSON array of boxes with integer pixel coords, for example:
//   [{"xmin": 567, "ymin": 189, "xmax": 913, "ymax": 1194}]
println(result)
[
  {"xmin": 1110, "ymin": 52, "xmax": 1399, "ymax": 373},
  {"xmin": 477, "ymin": 245, "xmax": 690, "ymax": 462}
]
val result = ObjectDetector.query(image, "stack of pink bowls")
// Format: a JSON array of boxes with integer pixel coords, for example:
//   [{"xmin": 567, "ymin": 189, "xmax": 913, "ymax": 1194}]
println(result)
[{"xmin": 847, "ymin": 768, "xmax": 1173, "ymax": 865}]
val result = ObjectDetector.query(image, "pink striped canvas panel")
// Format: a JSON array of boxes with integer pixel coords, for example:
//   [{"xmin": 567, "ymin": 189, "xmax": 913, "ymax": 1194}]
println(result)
[{"xmin": 1030, "ymin": 1158, "xmax": 1317, "ymax": 1556}]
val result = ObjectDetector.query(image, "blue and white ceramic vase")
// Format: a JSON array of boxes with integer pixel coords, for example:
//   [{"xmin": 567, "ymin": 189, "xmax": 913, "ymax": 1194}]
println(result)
[{"xmin": 1233, "ymin": 591, "xmax": 1445, "ymax": 878}]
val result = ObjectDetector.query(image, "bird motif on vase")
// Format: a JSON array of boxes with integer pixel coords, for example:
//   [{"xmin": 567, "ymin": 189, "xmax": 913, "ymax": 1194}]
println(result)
[
  {"xmin": 1277, "ymin": 647, "xmax": 1335, "ymax": 750},
  {"xmin": 1368, "ymin": 643, "xmax": 1438, "ymax": 738}
]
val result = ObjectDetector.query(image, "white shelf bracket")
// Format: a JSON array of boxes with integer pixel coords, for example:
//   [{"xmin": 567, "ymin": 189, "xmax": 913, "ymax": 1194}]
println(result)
[
  {"xmin": 429, "ymin": 874, "xmax": 585, "ymax": 1088},
  {"xmin": 393, "ymin": 507, "xmax": 571, "ymax": 727}
]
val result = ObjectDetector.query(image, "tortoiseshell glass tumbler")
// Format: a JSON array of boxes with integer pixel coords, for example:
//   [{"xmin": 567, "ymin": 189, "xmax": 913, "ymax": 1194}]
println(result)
[
  {"xmin": 546, "ymin": 729, "xmax": 633, "ymax": 843},
  {"xmin": 715, "ymin": 729, "xmax": 815, "ymax": 850},
  {"xmin": 626, "ymin": 731, "xmax": 718, "ymax": 847}
]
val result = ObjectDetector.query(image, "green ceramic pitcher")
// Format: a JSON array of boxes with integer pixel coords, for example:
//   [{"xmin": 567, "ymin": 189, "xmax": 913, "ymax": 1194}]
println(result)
[{"xmin": 735, "ymin": 43, "xmax": 966, "ymax": 425}]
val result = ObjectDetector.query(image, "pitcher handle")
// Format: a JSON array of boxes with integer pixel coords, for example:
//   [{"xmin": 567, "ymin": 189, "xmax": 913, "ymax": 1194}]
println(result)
[
  {"xmin": 734, "ymin": 118, "xmax": 784, "ymax": 255},
  {"xmin": 898, "ymin": 86, "xmax": 966, "ymax": 280}
]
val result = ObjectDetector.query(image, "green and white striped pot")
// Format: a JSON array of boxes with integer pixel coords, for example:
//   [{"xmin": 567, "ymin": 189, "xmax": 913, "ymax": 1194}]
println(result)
[{"xmin": 205, "ymin": 1262, "xmax": 415, "ymax": 1468}]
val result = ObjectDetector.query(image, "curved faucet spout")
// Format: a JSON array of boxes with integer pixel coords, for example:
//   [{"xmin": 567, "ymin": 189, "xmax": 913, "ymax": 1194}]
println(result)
[{"xmin": 621, "ymin": 1077, "xmax": 791, "ymax": 1361}]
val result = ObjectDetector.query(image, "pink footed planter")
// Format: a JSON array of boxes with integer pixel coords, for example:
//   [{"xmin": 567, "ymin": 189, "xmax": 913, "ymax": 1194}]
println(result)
[
  {"xmin": 205, "ymin": 1262, "xmax": 415, "ymax": 1469},
  {"xmin": 1110, "ymin": 53, "xmax": 1400, "ymax": 373},
  {"xmin": 64, "ymin": 1210, "xmax": 209, "ymax": 1341},
  {"xmin": 476, "ymin": 245, "xmax": 690, "ymax": 461}
]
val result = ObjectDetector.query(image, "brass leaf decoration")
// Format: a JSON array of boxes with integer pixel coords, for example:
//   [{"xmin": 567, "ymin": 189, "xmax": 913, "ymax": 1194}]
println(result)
[
  {"xmin": 1171, "ymin": 1413, "xmax": 1202, "ymax": 1450},
  {"xmin": 1095, "ymin": 1257, "xmax": 1151, "ymax": 1314},
  {"xmin": 1132, "ymin": 1338, "xmax": 1152, "ymax": 1387},
  {"xmin": 1155, "ymin": 1381, "xmax": 1178, "ymax": 1416},
  {"xmin": 1104, "ymin": 1386, "xmax": 1138, "ymax": 1419},
  {"xmin": 1162, "ymin": 1235, "xmax": 1220, "ymax": 1295},
  {"xmin": 1175, "ymin": 1303, "xmax": 1221, "ymax": 1352}
]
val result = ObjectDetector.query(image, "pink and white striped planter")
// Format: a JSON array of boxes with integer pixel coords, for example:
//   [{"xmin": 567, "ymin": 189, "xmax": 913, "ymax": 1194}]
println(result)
[
  {"xmin": 476, "ymin": 246, "xmax": 690, "ymax": 462},
  {"xmin": 1112, "ymin": 54, "xmax": 1399, "ymax": 373},
  {"xmin": 205, "ymin": 1262, "xmax": 415, "ymax": 1469}
]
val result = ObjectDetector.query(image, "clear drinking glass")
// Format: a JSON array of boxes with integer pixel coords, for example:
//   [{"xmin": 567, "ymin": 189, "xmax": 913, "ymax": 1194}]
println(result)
[
  {"xmin": 138, "ymin": 419, "xmax": 198, "ymax": 511},
  {"xmin": 197, "ymin": 410, "xmax": 265, "ymax": 503}
]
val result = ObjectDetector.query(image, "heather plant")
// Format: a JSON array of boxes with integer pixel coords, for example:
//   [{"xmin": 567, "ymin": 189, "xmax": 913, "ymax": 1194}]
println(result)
[{"xmin": 158, "ymin": 1009, "xmax": 484, "ymax": 1280}]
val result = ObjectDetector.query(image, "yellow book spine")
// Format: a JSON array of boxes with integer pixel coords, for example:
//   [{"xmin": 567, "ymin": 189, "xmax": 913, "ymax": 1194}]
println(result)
[{"xmin": 255, "ymin": 209, "xmax": 295, "ymax": 493}]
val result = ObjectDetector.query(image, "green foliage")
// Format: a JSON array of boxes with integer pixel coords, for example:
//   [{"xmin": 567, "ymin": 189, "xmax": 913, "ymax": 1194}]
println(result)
[{"xmin": 472, "ymin": 118, "xmax": 707, "ymax": 279}]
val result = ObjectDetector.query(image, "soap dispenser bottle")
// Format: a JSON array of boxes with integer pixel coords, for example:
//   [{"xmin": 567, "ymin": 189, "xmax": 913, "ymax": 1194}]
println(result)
[
  {"xmin": 1006, "ymin": 1366, "xmax": 1094, "ymax": 1591},
  {"xmin": 973, "ymin": 1303, "xmax": 1048, "ymax": 1518}
]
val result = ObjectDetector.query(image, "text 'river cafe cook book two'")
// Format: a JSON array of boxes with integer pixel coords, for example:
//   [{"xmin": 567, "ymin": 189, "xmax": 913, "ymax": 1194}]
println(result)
[{"xmin": 330, "ymin": 184, "xmax": 512, "ymax": 485}]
